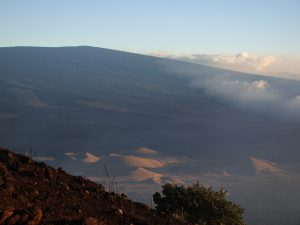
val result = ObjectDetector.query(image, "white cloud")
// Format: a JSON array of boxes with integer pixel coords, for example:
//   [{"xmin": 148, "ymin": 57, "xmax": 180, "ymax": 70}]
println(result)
[
  {"xmin": 287, "ymin": 95, "xmax": 300, "ymax": 110},
  {"xmin": 150, "ymin": 51, "xmax": 300, "ymax": 119},
  {"xmin": 150, "ymin": 51, "xmax": 300, "ymax": 80},
  {"xmin": 219, "ymin": 79, "xmax": 274, "ymax": 102},
  {"xmin": 64, "ymin": 152, "xmax": 77, "ymax": 160},
  {"xmin": 196, "ymin": 76, "xmax": 300, "ymax": 117},
  {"xmin": 192, "ymin": 77, "xmax": 276, "ymax": 107},
  {"xmin": 221, "ymin": 79, "xmax": 270, "ymax": 91},
  {"xmin": 82, "ymin": 152, "xmax": 101, "ymax": 164},
  {"xmin": 136, "ymin": 147, "xmax": 159, "ymax": 155},
  {"xmin": 197, "ymin": 52, "xmax": 277, "ymax": 73},
  {"xmin": 252, "ymin": 80, "xmax": 270, "ymax": 89}
]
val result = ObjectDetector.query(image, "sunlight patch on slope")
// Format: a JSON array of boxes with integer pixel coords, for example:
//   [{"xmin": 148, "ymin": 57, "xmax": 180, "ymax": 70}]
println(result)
[
  {"xmin": 123, "ymin": 156, "xmax": 165, "ymax": 168},
  {"xmin": 136, "ymin": 147, "xmax": 159, "ymax": 155},
  {"xmin": 109, "ymin": 153, "xmax": 180, "ymax": 168},
  {"xmin": 129, "ymin": 167, "xmax": 164, "ymax": 184}
]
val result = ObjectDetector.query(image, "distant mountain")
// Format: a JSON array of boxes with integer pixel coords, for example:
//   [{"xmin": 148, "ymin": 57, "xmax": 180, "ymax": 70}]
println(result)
[
  {"xmin": 0, "ymin": 46, "xmax": 299, "ymax": 162},
  {"xmin": 1, "ymin": 46, "xmax": 300, "ymax": 225}
]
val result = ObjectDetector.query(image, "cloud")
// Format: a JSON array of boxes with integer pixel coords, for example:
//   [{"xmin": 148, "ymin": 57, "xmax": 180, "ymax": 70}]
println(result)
[
  {"xmin": 191, "ymin": 76, "xmax": 277, "ymax": 107},
  {"xmin": 221, "ymin": 79, "xmax": 270, "ymax": 92},
  {"xmin": 192, "ymin": 52, "xmax": 277, "ymax": 73},
  {"xmin": 64, "ymin": 152, "xmax": 77, "ymax": 160},
  {"xmin": 136, "ymin": 147, "xmax": 159, "ymax": 155},
  {"xmin": 129, "ymin": 167, "xmax": 164, "ymax": 184},
  {"xmin": 287, "ymin": 95, "xmax": 300, "ymax": 110},
  {"xmin": 82, "ymin": 152, "xmax": 101, "ymax": 164},
  {"xmin": 218, "ymin": 79, "xmax": 274, "ymax": 102},
  {"xmin": 152, "ymin": 50, "xmax": 300, "ymax": 119},
  {"xmin": 250, "ymin": 157, "xmax": 282, "ymax": 175},
  {"xmin": 188, "ymin": 73, "xmax": 300, "ymax": 118},
  {"xmin": 151, "ymin": 51, "xmax": 300, "ymax": 80}
]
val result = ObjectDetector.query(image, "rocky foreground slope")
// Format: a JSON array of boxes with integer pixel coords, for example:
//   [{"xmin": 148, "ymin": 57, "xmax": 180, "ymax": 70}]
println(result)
[{"xmin": 0, "ymin": 148, "xmax": 182, "ymax": 225}]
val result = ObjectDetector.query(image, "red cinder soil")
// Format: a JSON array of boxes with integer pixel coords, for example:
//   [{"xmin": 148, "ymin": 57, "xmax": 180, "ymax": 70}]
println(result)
[{"xmin": 0, "ymin": 148, "xmax": 184, "ymax": 225}]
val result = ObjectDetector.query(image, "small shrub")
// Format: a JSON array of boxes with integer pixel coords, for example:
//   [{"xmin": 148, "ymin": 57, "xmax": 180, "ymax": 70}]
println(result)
[{"xmin": 153, "ymin": 182, "xmax": 245, "ymax": 225}]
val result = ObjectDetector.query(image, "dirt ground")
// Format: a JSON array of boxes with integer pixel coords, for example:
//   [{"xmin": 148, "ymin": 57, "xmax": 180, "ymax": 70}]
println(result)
[{"xmin": 0, "ymin": 148, "xmax": 183, "ymax": 225}]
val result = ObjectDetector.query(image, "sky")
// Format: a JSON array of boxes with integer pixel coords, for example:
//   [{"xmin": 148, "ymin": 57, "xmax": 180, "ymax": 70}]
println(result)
[{"xmin": 1, "ymin": 0, "xmax": 300, "ymax": 77}]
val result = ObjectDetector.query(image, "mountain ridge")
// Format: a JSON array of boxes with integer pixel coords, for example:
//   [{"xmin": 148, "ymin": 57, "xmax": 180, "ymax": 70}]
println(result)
[{"xmin": 1, "ymin": 45, "xmax": 298, "ymax": 82}]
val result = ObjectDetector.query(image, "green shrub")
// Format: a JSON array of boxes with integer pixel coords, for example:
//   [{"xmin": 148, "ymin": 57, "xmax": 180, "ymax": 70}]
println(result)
[{"xmin": 153, "ymin": 182, "xmax": 245, "ymax": 225}]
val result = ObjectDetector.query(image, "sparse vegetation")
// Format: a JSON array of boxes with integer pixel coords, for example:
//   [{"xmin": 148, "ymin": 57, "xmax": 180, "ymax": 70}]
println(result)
[
  {"xmin": 0, "ymin": 147, "xmax": 185, "ymax": 225},
  {"xmin": 153, "ymin": 182, "xmax": 245, "ymax": 225}
]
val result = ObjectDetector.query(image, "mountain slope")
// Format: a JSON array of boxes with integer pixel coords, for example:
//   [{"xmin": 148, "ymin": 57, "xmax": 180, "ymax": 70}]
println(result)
[
  {"xmin": 1, "ymin": 46, "xmax": 300, "ymax": 225},
  {"xmin": 0, "ymin": 147, "xmax": 182, "ymax": 225},
  {"xmin": 0, "ymin": 46, "xmax": 299, "ymax": 163}
]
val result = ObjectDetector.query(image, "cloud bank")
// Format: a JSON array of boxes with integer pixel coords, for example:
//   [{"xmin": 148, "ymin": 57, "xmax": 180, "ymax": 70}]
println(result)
[
  {"xmin": 176, "ymin": 67, "xmax": 300, "ymax": 119},
  {"xmin": 152, "ymin": 51, "xmax": 300, "ymax": 80}
]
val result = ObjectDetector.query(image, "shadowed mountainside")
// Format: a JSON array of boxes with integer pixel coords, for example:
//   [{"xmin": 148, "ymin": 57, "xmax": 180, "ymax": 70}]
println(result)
[
  {"xmin": 0, "ymin": 46, "xmax": 300, "ymax": 164},
  {"xmin": 1, "ymin": 46, "xmax": 300, "ymax": 225}
]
